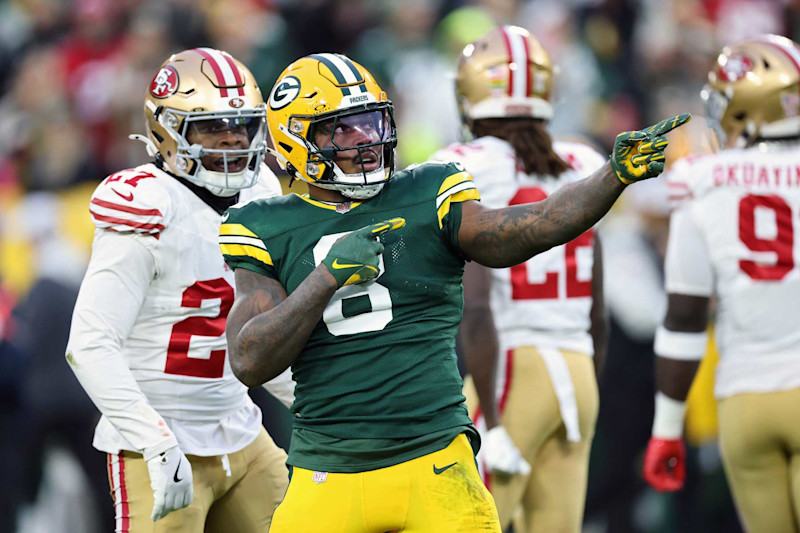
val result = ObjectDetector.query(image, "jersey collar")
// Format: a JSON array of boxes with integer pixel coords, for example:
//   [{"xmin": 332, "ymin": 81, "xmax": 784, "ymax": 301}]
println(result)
[{"xmin": 295, "ymin": 193, "xmax": 363, "ymax": 214}]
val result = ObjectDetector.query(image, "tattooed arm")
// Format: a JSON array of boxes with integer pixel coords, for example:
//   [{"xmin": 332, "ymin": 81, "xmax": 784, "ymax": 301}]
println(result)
[
  {"xmin": 459, "ymin": 163, "xmax": 624, "ymax": 267},
  {"xmin": 458, "ymin": 113, "xmax": 692, "ymax": 267},
  {"xmin": 226, "ymin": 266, "xmax": 337, "ymax": 387}
]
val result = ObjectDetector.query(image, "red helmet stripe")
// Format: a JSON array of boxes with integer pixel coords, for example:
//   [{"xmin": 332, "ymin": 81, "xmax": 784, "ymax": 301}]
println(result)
[
  {"xmin": 194, "ymin": 48, "xmax": 229, "ymax": 97},
  {"xmin": 753, "ymin": 36, "xmax": 800, "ymax": 92},
  {"xmin": 220, "ymin": 52, "xmax": 246, "ymax": 96},
  {"xmin": 521, "ymin": 32, "xmax": 532, "ymax": 97},
  {"xmin": 500, "ymin": 27, "xmax": 515, "ymax": 97},
  {"xmin": 193, "ymin": 48, "xmax": 246, "ymax": 97},
  {"xmin": 501, "ymin": 26, "xmax": 531, "ymax": 98}
]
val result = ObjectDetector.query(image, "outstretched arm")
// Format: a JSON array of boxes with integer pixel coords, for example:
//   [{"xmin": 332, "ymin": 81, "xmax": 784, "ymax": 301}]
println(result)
[
  {"xmin": 459, "ymin": 164, "xmax": 623, "ymax": 266},
  {"xmin": 458, "ymin": 114, "xmax": 691, "ymax": 267}
]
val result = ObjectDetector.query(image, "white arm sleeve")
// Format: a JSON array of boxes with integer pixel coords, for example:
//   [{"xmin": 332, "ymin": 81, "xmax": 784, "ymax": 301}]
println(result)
[
  {"xmin": 66, "ymin": 231, "xmax": 178, "ymax": 459},
  {"xmin": 664, "ymin": 206, "xmax": 714, "ymax": 296},
  {"xmin": 261, "ymin": 367, "xmax": 295, "ymax": 409}
]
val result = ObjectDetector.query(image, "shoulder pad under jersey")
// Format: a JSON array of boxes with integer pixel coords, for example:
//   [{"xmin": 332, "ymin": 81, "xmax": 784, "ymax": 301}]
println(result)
[
  {"xmin": 665, "ymin": 153, "xmax": 717, "ymax": 209},
  {"xmin": 432, "ymin": 137, "xmax": 513, "ymax": 175},
  {"xmin": 400, "ymin": 160, "xmax": 481, "ymax": 229},
  {"xmin": 89, "ymin": 165, "xmax": 171, "ymax": 237}
]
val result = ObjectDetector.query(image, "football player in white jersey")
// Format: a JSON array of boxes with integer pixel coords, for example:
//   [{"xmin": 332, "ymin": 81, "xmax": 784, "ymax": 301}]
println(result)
[
  {"xmin": 65, "ymin": 48, "xmax": 292, "ymax": 532},
  {"xmin": 433, "ymin": 26, "xmax": 607, "ymax": 532},
  {"xmin": 643, "ymin": 35, "xmax": 800, "ymax": 533}
]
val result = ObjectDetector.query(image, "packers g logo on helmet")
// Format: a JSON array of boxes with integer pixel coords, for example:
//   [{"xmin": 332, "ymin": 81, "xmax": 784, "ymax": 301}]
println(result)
[
  {"xmin": 269, "ymin": 76, "xmax": 301, "ymax": 110},
  {"xmin": 266, "ymin": 53, "xmax": 397, "ymax": 200}
]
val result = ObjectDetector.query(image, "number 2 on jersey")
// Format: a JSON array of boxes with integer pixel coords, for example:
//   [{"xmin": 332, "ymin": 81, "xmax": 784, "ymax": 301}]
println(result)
[
  {"xmin": 509, "ymin": 187, "xmax": 593, "ymax": 300},
  {"xmin": 165, "ymin": 278, "xmax": 234, "ymax": 378},
  {"xmin": 738, "ymin": 193, "xmax": 794, "ymax": 280}
]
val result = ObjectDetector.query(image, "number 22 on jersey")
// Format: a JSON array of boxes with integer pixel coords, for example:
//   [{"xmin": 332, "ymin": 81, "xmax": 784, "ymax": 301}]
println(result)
[{"xmin": 509, "ymin": 187, "xmax": 594, "ymax": 300}]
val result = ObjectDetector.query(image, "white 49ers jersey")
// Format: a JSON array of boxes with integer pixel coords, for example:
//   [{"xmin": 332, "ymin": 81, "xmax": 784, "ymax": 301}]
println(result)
[
  {"xmin": 67, "ymin": 163, "xmax": 282, "ymax": 457},
  {"xmin": 434, "ymin": 136, "xmax": 605, "ymax": 354},
  {"xmin": 665, "ymin": 144, "xmax": 800, "ymax": 398}
]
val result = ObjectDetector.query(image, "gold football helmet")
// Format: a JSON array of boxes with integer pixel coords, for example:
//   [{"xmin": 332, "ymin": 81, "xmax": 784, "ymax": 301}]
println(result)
[
  {"xmin": 266, "ymin": 53, "xmax": 396, "ymax": 200},
  {"xmin": 135, "ymin": 48, "xmax": 267, "ymax": 196},
  {"xmin": 702, "ymin": 34, "xmax": 800, "ymax": 147},
  {"xmin": 456, "ymin": 25, "xmax": 554, "ymax": 126}
]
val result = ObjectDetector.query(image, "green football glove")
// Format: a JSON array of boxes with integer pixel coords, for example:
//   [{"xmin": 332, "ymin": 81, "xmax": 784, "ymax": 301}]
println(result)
[
  {"xmin": 611, "ymin": 113, "xmax": 692, "ymax": 184},
  {"xmin": 322, "ymin": 218, "xmax": 406, "ymax": 288}
]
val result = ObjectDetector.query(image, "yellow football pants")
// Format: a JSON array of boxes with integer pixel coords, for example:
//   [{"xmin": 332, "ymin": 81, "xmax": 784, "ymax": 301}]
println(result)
[
  {"xmin": 718, "ymin": 387, "xmax": 800, "ymax": 533},
  {"xmin": 269, "ymin": 433, "xmax": 501, "ymax": 532},
  {"xmin": 107, "ymin": 427, "xmax": 288, "ymax": 532},
  {"xmin": 465, "ymin": 347, "xmax": 598, "ymax": 533}
]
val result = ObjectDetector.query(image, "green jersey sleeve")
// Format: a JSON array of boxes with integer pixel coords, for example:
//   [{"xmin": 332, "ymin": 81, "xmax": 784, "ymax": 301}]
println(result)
[
  {"xmin": 219, "ymin": 207, "xmax": 277, "ymax": 279},
  {"xmin": 432, "ymin": 163, "xmax": 481, "ymax": 250}
]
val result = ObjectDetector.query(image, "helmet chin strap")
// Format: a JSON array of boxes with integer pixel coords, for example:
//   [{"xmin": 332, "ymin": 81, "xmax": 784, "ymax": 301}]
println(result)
[{"xmin": 339, "ymin": 183, "xmax": 384, "ymax": 200}]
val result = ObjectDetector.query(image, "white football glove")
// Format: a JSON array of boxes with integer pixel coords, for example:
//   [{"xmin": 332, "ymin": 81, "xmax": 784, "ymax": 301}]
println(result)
[
  {"xmin": 483, "ymin": 426, "xmax": 531, "ymax": 476},
  {"xmin": 146, "ymin": 445, "xmax": 194, "ymax": 521}
]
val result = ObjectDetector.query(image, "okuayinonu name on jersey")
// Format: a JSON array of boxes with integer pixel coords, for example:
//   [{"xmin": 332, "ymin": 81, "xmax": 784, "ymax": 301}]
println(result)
[{"xmin": 220, "ymin": 161, "xmax": 481, "ymax": 472}]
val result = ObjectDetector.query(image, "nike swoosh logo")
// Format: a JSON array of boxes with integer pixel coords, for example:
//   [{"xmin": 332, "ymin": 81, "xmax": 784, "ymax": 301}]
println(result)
[
  {"xmin": 173, "ymin": 457, "xmax": 183, "ymax": 483},
  {"xmin": 331, "ymin": 259, "xmax": 361, "ymax": 269},
  {"xmin": 433, "ymin": 462, "xmax": 457, "ymax": 475},
  {"xmin": 112, "ymin": 189, "xmax": 133, "ymax": 202}
]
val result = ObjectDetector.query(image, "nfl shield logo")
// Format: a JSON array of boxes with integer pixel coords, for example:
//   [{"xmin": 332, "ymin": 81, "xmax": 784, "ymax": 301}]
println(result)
[
  {"xmin": 336, "ymin": 202, "xmax": 352, "ymax": 214},
  {"xmin": 312, "ymin": 471, "xmax": 328, "ymax": 484}
]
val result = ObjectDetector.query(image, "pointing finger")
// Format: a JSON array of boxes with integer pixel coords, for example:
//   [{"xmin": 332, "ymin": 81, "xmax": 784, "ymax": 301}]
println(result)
[
  {"xmin": 362, "ymin": 217, "xmax": 406, "ymax": 237},
  {"xmin": 647, "ymin": 113, "xmax": 692, "ymax": 137}
]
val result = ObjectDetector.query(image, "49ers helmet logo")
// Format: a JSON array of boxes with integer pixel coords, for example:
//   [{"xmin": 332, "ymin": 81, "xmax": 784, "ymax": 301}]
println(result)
[
  {"xmin": 718, "ymin": 54, "xmax": 754, "ymax": 82},
  {"xmin": 150, "ymin": 66, "xmax": 179, "ymax": 98},
  {"xmin": 269, "ymin": 76, "xmax": 301, "ymax": 110}
]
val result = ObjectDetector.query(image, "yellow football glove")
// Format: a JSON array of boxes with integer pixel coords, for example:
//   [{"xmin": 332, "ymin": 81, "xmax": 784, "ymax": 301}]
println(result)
[
  {"xmin": 322, "ymin": 218, "xmax": 406, "ymax": 287},
  {"xmin": 611, "ymin": 113, "xmax": 692, "ymax": 184}
]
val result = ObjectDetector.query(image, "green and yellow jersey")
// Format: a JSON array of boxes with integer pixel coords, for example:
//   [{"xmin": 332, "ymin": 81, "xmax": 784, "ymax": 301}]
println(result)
[{"xmin": 220, "ymin": 161, "xmax": 481, "ymax": 472}]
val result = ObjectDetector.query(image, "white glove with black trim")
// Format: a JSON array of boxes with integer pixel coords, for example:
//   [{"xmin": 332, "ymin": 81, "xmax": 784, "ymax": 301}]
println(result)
[
  {"xmin": 146, "ymin": 445, "xmax": 194, "ymax": 521},
  {"xmin": 483, "ymin": 426, "xmax": 531, "ymax": 476}
]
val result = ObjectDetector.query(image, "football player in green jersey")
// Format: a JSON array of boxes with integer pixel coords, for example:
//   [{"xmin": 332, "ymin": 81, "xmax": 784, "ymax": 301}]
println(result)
[{"xmin": 219, "ymin": 52, "xmax": 689, "ymax": 532}]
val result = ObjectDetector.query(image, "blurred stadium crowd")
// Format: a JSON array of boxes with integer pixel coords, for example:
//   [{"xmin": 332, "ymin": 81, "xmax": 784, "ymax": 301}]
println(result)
[{"xmin": 1, "ymin": 0, "xmax": 798, "ymax": 531}]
